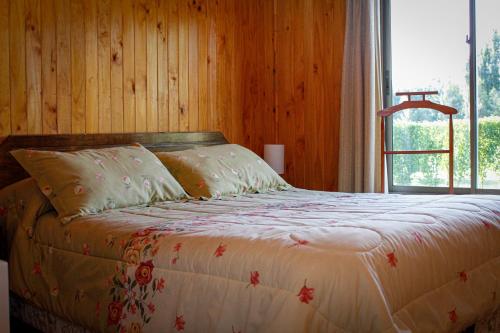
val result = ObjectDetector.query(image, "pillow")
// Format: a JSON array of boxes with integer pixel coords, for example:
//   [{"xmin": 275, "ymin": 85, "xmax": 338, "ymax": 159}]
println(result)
[
  {"xmin": 155, "ymin": 144, "xmax": 290, "ymax": 198},
  {"xmin": 11, "ymin": 144, "xmax": 188, "ymax": 223},
  {"xmin": 0, "ymin": 178, "xmax": 54, "ymax": 259}
]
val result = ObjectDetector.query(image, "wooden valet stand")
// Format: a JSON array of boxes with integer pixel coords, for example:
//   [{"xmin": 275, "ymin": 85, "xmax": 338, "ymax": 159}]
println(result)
[{"xmin": 378, "ymin": 91, "xmax": 458, "ymax": 194}]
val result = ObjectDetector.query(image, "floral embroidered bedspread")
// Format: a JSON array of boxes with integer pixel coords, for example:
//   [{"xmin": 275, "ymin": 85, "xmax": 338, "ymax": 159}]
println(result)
[{"xmin": 6, "ymin": 189, "xmax": 500, "ymax": 332}]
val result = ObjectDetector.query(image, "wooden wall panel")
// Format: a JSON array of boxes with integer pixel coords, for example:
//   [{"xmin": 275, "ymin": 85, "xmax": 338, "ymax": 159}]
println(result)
[
  {"xmin": 70, "ymin": 0, "xmax": 86, "ymax": 133},
  {"xmin": 111, "ymin": 0, "xmax": 124, "ymax": 133},
  {"xmin": 0, "ymin": 0, "xmax": 10, "ymax": 136},
  {"xmin": 25, "ymin": 0, "xmax": 42, "ymax": 134},
  {"xmin": 55, "ymin": 0, "xmax": 71, "ymax": 133},
  {"xmin": 275, "ymin": 0, "xmax": 345, "ymax": 190},
  {"xmin": 84, "ymin": 0, "xmax": 99, "ymax": 133},
  {"xmin": 41, "ymin": 0, "xmax": 57, "ymax": 134},
  {"xmin": 9, "ymin": 0, "xmax": 27, "ymax": 134},
  {"xmin": 0, "ymin": 0, "xmax": 346, "ymax": 191}
]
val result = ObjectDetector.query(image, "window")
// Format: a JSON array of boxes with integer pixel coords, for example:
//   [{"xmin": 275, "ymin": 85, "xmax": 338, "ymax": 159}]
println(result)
[{"xmin": 382, "ymin": 0, "xmax": 499, "ymax": 194}]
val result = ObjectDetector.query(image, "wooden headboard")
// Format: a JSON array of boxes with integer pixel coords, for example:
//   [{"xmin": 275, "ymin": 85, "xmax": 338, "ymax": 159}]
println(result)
[{"xmin": 0, "ymin": 132, "xmax": 228, "ymax": 189}]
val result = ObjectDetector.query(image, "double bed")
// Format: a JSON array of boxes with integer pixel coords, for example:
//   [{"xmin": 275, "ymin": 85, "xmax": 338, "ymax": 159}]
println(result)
[{"xmin": 0, "ymin": 132, "xmax": 499, "ymax": 333}]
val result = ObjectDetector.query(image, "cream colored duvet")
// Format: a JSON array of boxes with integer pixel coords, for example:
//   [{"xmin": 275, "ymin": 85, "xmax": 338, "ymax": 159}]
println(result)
[{"xmin": 8, "ymin": 189, "xmax": 500, "ymax": 332}]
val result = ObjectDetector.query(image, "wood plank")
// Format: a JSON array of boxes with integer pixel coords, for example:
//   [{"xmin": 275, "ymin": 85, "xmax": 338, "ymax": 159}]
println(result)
[
  {"xmin": 10, "ymin": 0, "xmax": 27, "ymax": 134},
  {"xmin": 84, "ymin": 0, "xmax": 98, "ymax": 133},
  {"xmin": 197, "ymin": 0, "xmax": 208, "ymax": 130},
  {"xmin": 157, "ymin": 0, "xmax": 169, "ymax": 131},
  {"xmin": 70, "ymin": 0, "xmax": 86, "ymax": 133},
  {"xmin": 237, "ymin": 0, "xmax": 252, "ymax": 148},
  {"xmin": 0, "ymin": 0, "xmax": 10, "ymax": 136},
  {"xmin": 134, "ymin": 0, "xmax": 147, "ymax": 132},
  {"xmin": 261, "ymin": 0, "xmax": 276, "ymax": 155},
  {"xmin": 229, "ymin": 0, "xmax": 242, "ymax": 144},
  {"xmin": 303, "ymin": 0, "xmax": 315, "ymax": 189},
  {"xmin": 215, "ymin": 0, "xmax": 232, "ymax": 138},
  {"xmin": 55, "ymin": 0, "xmax": 71, "ymax": 133},
  {"xmin": 146, "ymin": 0, "xmax": 158, "ymax": 132},
  {"xmin": 25, "ymin": 0, "xmax": 42, "ymax": 134},
  {"xmin": 110, "ymin": 0, "xmax": 124, "ymax": 133},
  {"xmin": 41, "ymin": 0, "xmax": 57, "ymax": 134},
  {"xmin": 98, "ymin": 0, "xmax": 111, "ymax": 133},
  {"xmin": 331, "ymin": 0, "xmax": 346, "ymax": 191},
  {"xmin": 167, "ymin": 0, "xmax": 179, "ymax": 131},
  {"xmin": 207, "ymin": 0, "xmax": 217, "ymax": 131},
  {"xmin": 178, "ymin": 0, "xmax": 189, "ymax": 131},
  {"xmin": 276, "ymin": 0, "xmax": 295, "ymax": 183},
  {"xmin": 122, "ymin": 0, "xmax": 135, "ymax": 132},
  {"xmin": 188, "ymin": 0, "xmax": 199, "ymax": 131},
  {"xmin": 291, "ymin": 0, "xmax": 305, "ymax": 188}
]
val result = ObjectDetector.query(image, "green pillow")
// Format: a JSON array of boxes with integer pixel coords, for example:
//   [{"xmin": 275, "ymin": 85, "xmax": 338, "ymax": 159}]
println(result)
[
  {"xmin": 11, "ymin": 144, "xmax": 188, "ymax": 223},
  {"xmin": 155, "ymin": 144, "xmax": 290, "ymax": 198}
]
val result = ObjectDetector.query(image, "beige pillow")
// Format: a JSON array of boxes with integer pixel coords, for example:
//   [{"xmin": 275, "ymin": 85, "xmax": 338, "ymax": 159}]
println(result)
[
  {"xmin": 155, "ymin": 144, "xmax": 290, "ymax": 198},
  {"xmin": 11, "ymin": 144, "xmax": 188, "ymax": 223}
]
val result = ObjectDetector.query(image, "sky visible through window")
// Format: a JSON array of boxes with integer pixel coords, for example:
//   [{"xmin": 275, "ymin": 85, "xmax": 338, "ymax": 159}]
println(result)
[{"xmin": 392, "ymin": 0, "xmax": 498, "ymax": 93}]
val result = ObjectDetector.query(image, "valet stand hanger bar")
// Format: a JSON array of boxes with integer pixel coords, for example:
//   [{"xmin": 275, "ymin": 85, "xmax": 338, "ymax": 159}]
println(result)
[{"xmin": 378, "ymin": 91, "xmax": 458, "ymax": 194}]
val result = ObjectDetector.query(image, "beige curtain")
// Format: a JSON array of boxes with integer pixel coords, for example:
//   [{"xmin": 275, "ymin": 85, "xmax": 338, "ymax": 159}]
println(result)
[{"xmin": 338, "ymin": 0, "xmax": 385, "ymax": 193}]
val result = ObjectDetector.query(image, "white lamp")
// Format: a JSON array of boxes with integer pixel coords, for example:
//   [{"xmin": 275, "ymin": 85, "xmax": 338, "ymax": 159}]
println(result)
[{"xmin": 264, "ymin": 144, "xmax": 285, "ymax": 175}]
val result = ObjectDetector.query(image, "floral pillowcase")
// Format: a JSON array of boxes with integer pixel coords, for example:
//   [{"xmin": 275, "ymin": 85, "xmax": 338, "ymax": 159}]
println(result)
[
  {"xmin": 11, "ymin": 144, "xmax": 188, "ymax": 223},
  {"xmin": 155, "ymin": 144, "xmax": 290, "ymax": 199}
]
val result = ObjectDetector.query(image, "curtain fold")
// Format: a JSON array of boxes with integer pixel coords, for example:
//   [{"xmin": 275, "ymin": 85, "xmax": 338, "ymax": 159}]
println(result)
[{"xmin": 338, "ymin": 0, "xmax": 385, "ymax": 193}]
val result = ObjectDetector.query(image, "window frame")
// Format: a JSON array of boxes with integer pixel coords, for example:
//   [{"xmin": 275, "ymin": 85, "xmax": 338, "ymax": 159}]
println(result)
[{"xmin": 381, "ymin": 0, "xmax": 500, "ymax": 195}]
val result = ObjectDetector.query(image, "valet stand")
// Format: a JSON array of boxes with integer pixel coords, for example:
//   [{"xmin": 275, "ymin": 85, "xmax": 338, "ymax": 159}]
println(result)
[{"xmin": 378, "ymin": 91, "xmax": 458, "ymax": 194}]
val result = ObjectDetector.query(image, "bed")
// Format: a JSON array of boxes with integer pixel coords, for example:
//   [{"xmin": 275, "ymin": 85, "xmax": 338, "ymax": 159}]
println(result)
[{"xmin": 0, "ymin": 132, "xmax": 499, "ymax": 333}]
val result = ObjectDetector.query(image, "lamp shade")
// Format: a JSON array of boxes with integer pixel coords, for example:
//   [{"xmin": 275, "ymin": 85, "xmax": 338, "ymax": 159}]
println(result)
[{"xmin": 264, "ymin": 144, "xmax": 285, "ymax": 175}]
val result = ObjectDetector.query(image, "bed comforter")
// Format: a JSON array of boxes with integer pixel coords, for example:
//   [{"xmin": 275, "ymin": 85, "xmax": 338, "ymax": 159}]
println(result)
[{"xmin": 6, "ymin": 189, "xmax": 500, "ymax": 332}]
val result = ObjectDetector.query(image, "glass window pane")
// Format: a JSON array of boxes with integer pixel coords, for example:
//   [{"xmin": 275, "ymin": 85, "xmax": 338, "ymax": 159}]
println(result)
[
  {"xmin": 390, "ymin": 0, "xmax": 470, "ymax": 188},
  {"xmin": 476, "ymin": 0, "xmax": 500, "ymax": 189}
]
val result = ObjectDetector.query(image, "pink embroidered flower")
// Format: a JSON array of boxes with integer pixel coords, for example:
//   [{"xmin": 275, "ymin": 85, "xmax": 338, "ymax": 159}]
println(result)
[
  {"xmin": 147, "ymin": 302, "xmax": 155, "ymax": 313},
  {"xmin": 122, "ymin": 176, "xmax": 131, "ymax": 186},
  {"xmin": 290, "ymin": 239, "xmax": 309, "ymax": 247},
  {"xmin": 143, "ymin": 179, "xmax": 151, "ymax": 189},
  {"xmin": 174, "ymin": 315, "xmax": 186, "ymax": 331},
  {"xmin": 107, "ymin": 301, "xmax": 123, "ymax": 326},
  {"xmin": 297, "ymin": 280, "xmax": 314, "ymax": 304},
  {"xmin": 74, "ymin": 185, "xmax": 85, "ymax": 195},
  {"xmin": 95, "ymin": 172, "xmax": 105, "ymax": 182},
  {"xmin": 130, "ymin": 303, "xmax": 137, "ymax": 314},
  {"xmin": 131, "ymin": 227, "xmax": 156, "ymax": 238},
  {"xmin": 82, "ymin": 243, "xmax": 90, "ymax": 255},
  {"xmin": 387, "ymin": 252, "xmax": 398, "ymax": 267},
  {"xmin": 41, "ymin": 186, "xmax": 52, "ymax": 196},
  {"xmin": 135, "ymin": 260, "xmax": 154, "ymax": 286},
  {"xmin": 459, "ymin": 271, "xmax": 468, "ymax": 282},
  {"xmin": 249, "ymin": 271, "xmax": 260, "ymax": 287},
  {"xmin": 156, "ymin": 277, "xmax": 165, "ymax": 292},
  {"xmin": 214, "ymin": 243, "xmax": 227, "ymax": 257},
  {"xmin": 32, "ymin": 262, "xmax": 42, "ymax": 275},
  {"xmin": 94, "ymin": 159, "xmax": 104, "ymax": 167},
  {"xmin": 173, "ymin": 242, "xmax": 182, "ymax": 252},
  {"xmin": 449, "ymin": 308, "xmax": 458, "ymax": 323}
]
